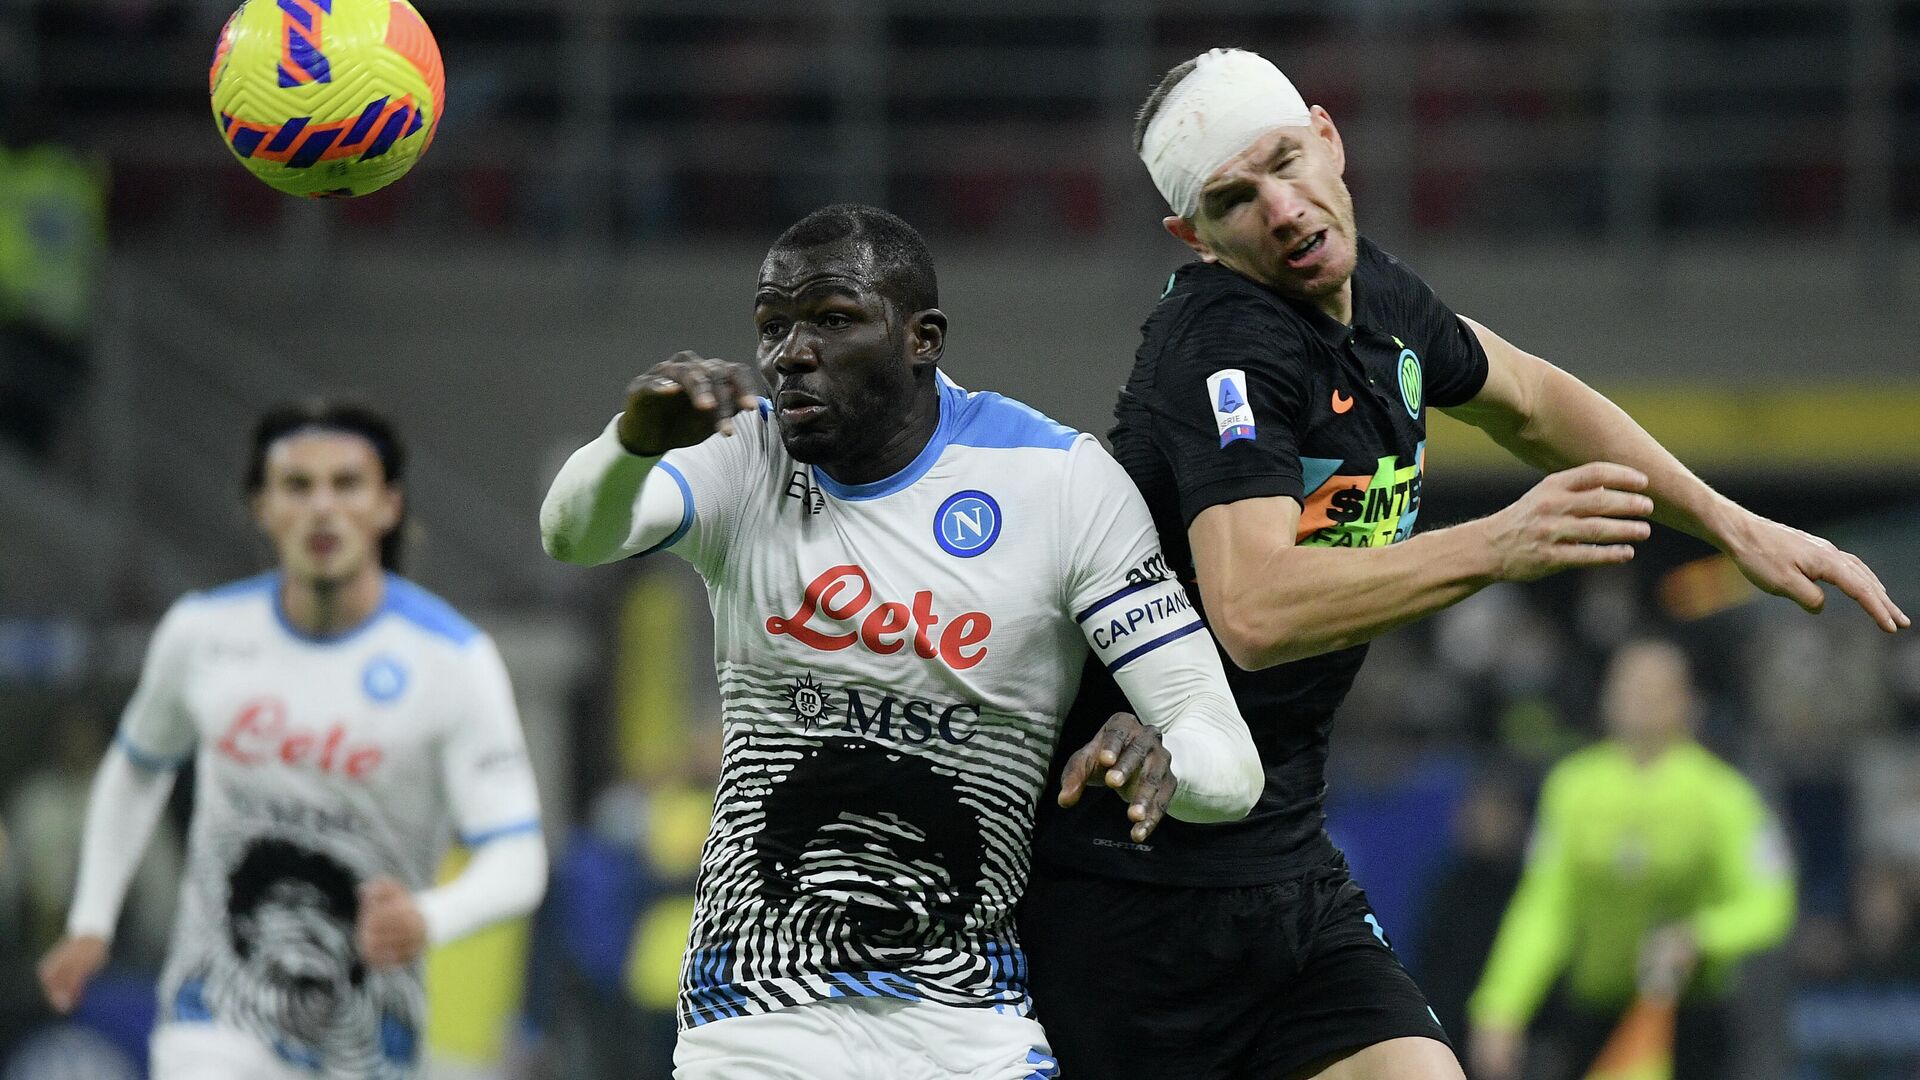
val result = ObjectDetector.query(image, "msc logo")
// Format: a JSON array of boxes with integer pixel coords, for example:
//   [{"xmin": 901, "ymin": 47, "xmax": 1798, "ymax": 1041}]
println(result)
[
  {"xmin": 935, "ymin": 490, "xmax": 1001, "ymax": 558},
  {"xmin": 781, "ymin": 676, "xmax": 979, "ymax": 746},
  {"xmin": 785, "ymin": 673, "xmax": 832, "ymax": 729}
]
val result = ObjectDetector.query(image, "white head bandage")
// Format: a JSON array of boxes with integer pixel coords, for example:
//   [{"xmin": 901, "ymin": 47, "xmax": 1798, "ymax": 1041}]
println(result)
[{"xmin": 1140, "ymin": 49, "xmax": 1311, "ymax": 219}]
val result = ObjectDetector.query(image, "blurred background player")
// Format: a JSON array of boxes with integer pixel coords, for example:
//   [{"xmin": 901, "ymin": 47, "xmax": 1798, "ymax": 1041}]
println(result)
[
  {"xmin": 1025, "ymin": 46, "xmax": 1902, "ymax": 1080},
  {"xmin": 540, "ymin": 204, "xmax": 1261, "ymax": 1078},
  {"xmin": 35, "ymin": 401, "xmax": 547, "ymax": 1080},
  {"xmin": 1468, "ymin": 639, "xmax": 1796, "ymax": 1080}
]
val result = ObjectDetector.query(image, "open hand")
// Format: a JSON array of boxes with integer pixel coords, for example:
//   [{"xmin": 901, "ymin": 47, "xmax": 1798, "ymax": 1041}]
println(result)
[
  {"xmin": 38, "ymin": 934, "xmax": 108, "ymax": 1014},
  {"xmin": 1483, "ymin": 462, "xmax": 1653, "ymax": 582},
  {"xmin": 616, "ymin": 351, "xmax": 761, "ymax": 457},
  {"xmin": 1056, "ymin": 712, "xmax": 1178, "ymax": 843},
  {"xmin": 1722, "ymin": 513, "xmax": 1908, "ymax": 632},
  {"xmin": 1637, "ymin": 924, "xmax": 1700, "ymax": 1001},
  {"xmin": 356, "ymin": 878, "xmax": 427, "ymax": 970}
]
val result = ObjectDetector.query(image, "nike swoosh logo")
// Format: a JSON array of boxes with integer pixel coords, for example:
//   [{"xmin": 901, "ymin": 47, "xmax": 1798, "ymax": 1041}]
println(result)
[{"xmin": 1331, "ymin": 390, "xmax": 1354, "ymax": 414}]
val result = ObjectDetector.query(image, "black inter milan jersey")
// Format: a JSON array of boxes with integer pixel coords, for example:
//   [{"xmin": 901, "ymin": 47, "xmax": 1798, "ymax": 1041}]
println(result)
[{"xmin": 1033, "ymin": 237, "xmax": 1489, "ymax": 885}]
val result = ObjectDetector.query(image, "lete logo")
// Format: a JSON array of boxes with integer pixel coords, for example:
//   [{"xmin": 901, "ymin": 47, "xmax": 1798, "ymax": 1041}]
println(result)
[
  {"xmin": 217, "ymin": 696, "xmax": 384, "ymax": 779},
  {"xmin": 766, "ymin": 564, "xmax": 991, "ymax": 670}
]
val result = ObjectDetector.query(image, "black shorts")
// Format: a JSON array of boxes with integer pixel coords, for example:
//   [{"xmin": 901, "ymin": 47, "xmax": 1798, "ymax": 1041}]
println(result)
[{"xmin": 1017, "ymin": 858, "xmax": 1451, "ymax": 1079}]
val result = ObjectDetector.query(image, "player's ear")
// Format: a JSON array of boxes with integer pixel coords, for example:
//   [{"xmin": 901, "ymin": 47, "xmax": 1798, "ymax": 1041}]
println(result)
[
  {"xmin": 1311, "ymin": 105, "xmax": 1345, "ymax": 176},
  {"xmin": 1164, "ymin": 216, "xmax": 1215, "ymax": 262},
  {"xmin": 376, "ymin": 483, "xmax": 404, "ymax": 535},
  {"xmin": 909, "ymin": 308, "xmax": 946, "ymax": 367}
]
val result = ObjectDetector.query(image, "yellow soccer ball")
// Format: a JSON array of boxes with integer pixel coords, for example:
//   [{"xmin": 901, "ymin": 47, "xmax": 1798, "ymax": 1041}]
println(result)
[{"xmin": 209, "ymin": 0, "xmax": 445, "ymax": 198}]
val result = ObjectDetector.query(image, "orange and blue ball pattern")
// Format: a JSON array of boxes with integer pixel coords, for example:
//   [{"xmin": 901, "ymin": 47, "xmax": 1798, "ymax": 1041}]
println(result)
[{"xmin": 210, "ymin": 0, "xmax": 445, "ymax": 198}]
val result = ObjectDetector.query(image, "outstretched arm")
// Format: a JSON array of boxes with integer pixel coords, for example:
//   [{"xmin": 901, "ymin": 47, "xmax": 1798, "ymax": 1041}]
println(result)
[
  {"xmin": 1194, "ymin": 462, "xmax": 1654, "ymax": 670},
  {"xmin": 540, "ymin": 353, "xmax": 759, "ymax": 566},
  {"xmin": 1449, "ymin": 317, "xmax": 1907, "ymax": 632}
]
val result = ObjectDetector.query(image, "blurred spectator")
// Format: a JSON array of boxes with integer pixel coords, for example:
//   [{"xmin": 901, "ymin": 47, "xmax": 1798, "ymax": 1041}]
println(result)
[
  {"xmin": 1468, "ymin": 639, "xmax": 1796, "ymax": 1080},
  {"xmin": 1746, "ymin": 620, "xmax": 1895, "ymax": 763},
  {"xmin": 1788, "ymin": 861, "xmax": 1920, "ymax": 1079},
  {"xmin": 1847, "ymin": 862, "xmax": 1920, "ymax": 984},
  {"xmin": 1851, "ymin": 741, "xmax": 1920, "ymax": 873},
  {"xmin": 1411, "ymin": 767, "xmax": 1528, "ymax": 1066},
  {"xmin": 5, "ymin": 702, "xmax": 179, "ymax": 966},
  {"xmin": 535, "ymin": 737, "xmax": 714, "ymax": 1080},
  {"xmin": 0, "ymin": 95, "xmax": 107, "ymax": 458}
]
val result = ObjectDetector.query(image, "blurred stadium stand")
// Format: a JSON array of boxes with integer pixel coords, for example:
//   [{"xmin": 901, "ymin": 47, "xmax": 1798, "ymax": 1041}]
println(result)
[{"xmin": 1, "ymin": 1, "xmax": 1917, "ymax": 1078}]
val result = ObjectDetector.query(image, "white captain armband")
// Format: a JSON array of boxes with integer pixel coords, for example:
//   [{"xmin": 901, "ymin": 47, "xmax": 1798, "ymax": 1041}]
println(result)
[{"xmin": 1077, "ymin": 576, "xmax": 1205, "ymax": 671}]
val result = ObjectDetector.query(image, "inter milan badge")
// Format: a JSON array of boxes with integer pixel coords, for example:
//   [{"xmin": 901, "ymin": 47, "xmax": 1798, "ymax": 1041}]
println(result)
[
  {"xmin": 934, "ymin": 490, "xmax": 1001, "ymax": 558},
  {"xmin": 1391, "ymin": 337, "xmax": 1423, "ymax": 419},
  {"xmin": 361, "ymin": 654, "xmax": 408, "ymax": 704},
  {"xmin": 785, "ymin": 674, "xmax": 832, "ymax": 730}
]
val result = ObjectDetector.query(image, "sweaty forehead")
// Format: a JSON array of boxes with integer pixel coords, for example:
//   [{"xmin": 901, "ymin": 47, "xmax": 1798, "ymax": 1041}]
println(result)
[{"xmin": 757, "ymin": 241, "xmax": 881, "ymax": 299}]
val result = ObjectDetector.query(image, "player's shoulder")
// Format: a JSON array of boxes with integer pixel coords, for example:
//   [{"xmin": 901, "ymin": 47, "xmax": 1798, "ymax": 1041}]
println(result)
[
  {"xmin": 1143, "ymin": 262, "xmax": 1310, "ymax": 367},
  {"xmin": 379, "ymin": 573, "xmax": 485, "ymax": 649},
  {"xmin": 945, "ymin": 378, "xmax": 1082, "ymax": 455},
  {"xmin": 1672, "ymin": 743, "xmax": 1760, "ymax": 797},
  {"xmin": 169, "ymin": 571, "xmax": 278, "ymax": 628},
  {"xmin": 1546, "ymin": 741, "xmax": 1628, "ymax": 789},
  {"xmin": 1354, "ymin": 235, "xmax": 1442, "ymax": 308},
  {"xmin": 1159, "ymin": 261, "xmax": 1297, "ymax": 323}
]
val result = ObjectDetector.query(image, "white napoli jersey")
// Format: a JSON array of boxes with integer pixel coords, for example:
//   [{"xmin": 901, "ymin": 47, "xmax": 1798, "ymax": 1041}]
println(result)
[
  {"xmin": 654, "ymin": 376, "xmax": 1202, "ymax": 1028},
  {"xmin": 116, "ymin": 573, "xmax": 541, "ymax": 1079}
]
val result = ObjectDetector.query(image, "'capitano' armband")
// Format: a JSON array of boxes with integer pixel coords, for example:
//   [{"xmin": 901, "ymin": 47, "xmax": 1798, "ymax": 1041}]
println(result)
[{"xmin": 1076, "ymin": 577, "xmax": 1205, "ymax": 671}]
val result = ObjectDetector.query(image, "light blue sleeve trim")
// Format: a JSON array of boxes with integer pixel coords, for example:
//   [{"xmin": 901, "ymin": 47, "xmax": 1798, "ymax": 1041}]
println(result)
[
  {"xmin": 460, "ymin": 819, "xmax": 542, "ymax": 847},
  {"xmin": 635, "ymin": 460, "xmax": 696, "ymax": 557},
  {"xmin": 115, "ymin": 730, "xmax": 190, "ymax": 771}
]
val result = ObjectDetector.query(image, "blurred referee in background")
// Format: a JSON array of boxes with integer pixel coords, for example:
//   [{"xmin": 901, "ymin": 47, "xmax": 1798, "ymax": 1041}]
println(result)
[{"xmin": 1468, "ymin": 639, "xmax": 1796, "ymax": 1080}]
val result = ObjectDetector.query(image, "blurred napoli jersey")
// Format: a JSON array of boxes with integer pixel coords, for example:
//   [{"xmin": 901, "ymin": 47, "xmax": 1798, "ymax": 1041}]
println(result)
[
  {"xmin": 639, "ymin": 376, "xmax": 1207, "ymax": 1028},
  {"xmin": 113, "ymin": 573, "xmax": 541, "ymax": 1079}
]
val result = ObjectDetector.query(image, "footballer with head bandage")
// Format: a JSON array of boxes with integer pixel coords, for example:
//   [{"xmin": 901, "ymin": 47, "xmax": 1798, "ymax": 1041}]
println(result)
[{"xmin": 1022, "ymin": 47, "xmax": 1904, "ymax": 1080}]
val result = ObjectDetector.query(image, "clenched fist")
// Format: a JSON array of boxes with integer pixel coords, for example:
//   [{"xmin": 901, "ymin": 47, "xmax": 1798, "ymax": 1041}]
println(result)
[{"xmin": 356, "ymin": 877, "xmax": 427, "ymax": 970}]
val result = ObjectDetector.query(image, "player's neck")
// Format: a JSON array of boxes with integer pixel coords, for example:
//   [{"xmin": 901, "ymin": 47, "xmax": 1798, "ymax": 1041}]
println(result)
[
  {"xmin": 818, "ymin": 384, "xmax": 941, "ymax": 487},
  {"xmin": 280, "ymin": 566, "xmax": 387, "ymax": 638},
  {"xmin": 1312, "ymin": 279, "xmax": 1355, "ymax": 326},
  {"xmin": 1623, "ymin": 732, "xmax": 1683, "ymax": 767}
]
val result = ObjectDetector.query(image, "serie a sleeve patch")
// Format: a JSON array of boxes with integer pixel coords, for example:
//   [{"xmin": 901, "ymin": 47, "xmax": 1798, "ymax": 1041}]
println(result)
[{"xmin": 1206, "ymin": 368, "xmax": 1257, "ymax": 447}]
